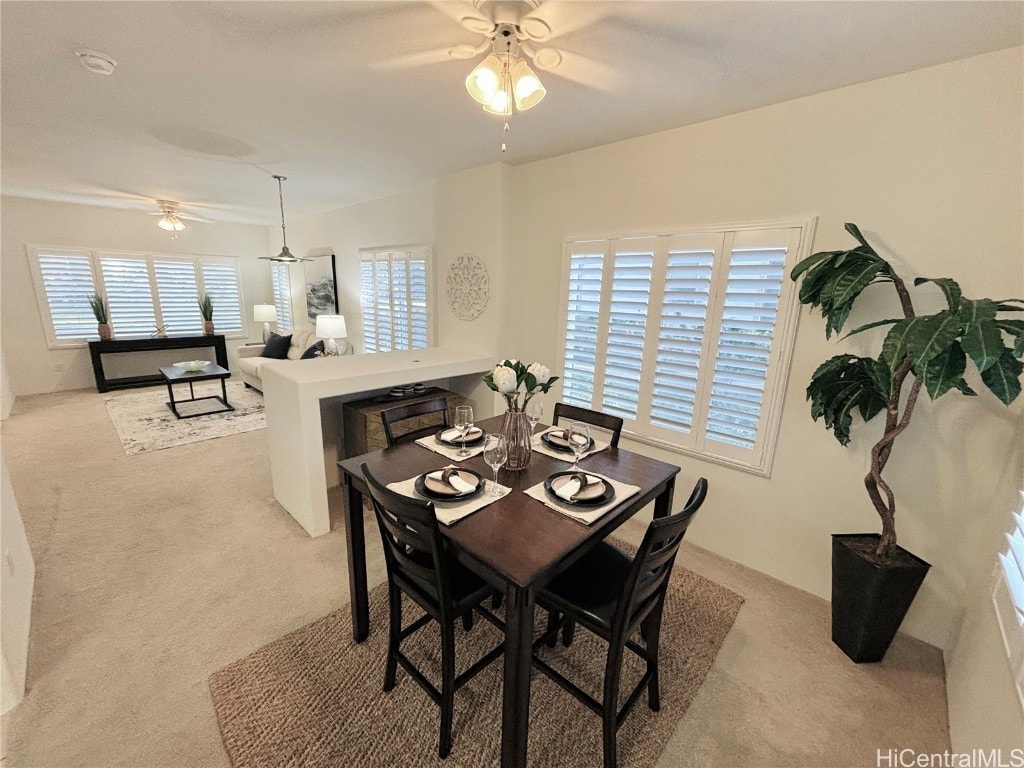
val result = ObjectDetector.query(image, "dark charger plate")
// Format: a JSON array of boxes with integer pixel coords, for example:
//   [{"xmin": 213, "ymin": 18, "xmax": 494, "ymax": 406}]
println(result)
[
  {"xmin": 436, "ymin": 427, "xmax": 485, "ymax": 447},
  {"xmin": 541, "ymin": 430, "xmax": 594, "ymax": 453},
  {"xmin": 415, "ymin": 468, "xmax": 485, "ymax": 501},
  {"xmin": 543, "ymin": 471, "xmax": 614, "ymax": 506}
]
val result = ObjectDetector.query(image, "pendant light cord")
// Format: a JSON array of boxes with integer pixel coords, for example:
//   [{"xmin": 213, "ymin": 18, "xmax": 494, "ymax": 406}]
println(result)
[{"xmin": 274, "ymin": 174, "xmax": 288, "ymax": 248}]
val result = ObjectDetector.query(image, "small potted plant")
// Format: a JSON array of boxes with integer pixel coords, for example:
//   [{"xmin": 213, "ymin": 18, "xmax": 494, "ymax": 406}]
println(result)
[
  {"xmin": 89, "ymin": 292, "xmax": 112, "ymax": 340},
  {"xmin": 790, "ymin": 223, "xmax": 1024, "ymax": 662},
  {"xmin": 198, "ymin": 293, "xmax": 214, "ymax": 335}
]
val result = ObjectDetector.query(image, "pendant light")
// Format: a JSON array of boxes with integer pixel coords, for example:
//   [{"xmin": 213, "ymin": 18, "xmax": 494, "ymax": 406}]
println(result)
[{"xmin": 260, "ymin": 174, "xmax": 310, "ymax": 263}]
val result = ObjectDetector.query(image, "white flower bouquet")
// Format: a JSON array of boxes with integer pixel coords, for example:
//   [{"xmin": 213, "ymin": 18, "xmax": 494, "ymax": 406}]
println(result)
[{"xmin": 483, "ymin": 358, "xmax": 559, "ymax": 412}]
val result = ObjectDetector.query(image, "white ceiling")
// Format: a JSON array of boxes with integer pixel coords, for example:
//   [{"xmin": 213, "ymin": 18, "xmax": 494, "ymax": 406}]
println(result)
[{"xmin": 1, "ymin": 1, "xmax": 1020, "ymax": 225}]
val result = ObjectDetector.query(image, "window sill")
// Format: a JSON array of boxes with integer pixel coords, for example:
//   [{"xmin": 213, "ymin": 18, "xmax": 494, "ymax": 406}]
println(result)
[{"xmin": 621, "ymin": 430, "xmax": 772, "ymax": 478}]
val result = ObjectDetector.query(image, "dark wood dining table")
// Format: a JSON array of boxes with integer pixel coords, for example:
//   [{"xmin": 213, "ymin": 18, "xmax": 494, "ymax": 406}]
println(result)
[{"xmin": 337, "ymin": 415, "xmax": 680, "ymax": 768}]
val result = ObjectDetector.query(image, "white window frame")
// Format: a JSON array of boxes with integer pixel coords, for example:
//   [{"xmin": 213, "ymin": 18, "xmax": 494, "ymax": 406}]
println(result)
[
  {"xmin": 27, "ymin": 245, "xmax": 247, "ymax": 348},
  {"xmin": 358, "ymin": 244, "xmax": 434, "ymax": 353},
  {"xmin": 556, "ymin": 218, "xmax": 816, "ymax": 476},
  {"xmin": 993, "ymin": 490, "xmax": 1024, "ymax": 714}
]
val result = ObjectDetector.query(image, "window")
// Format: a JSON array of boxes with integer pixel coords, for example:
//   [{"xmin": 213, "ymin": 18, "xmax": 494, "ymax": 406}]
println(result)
[
  {"xmin": 994, "ymin": 491, "xmax": 1024, "ymax": 712},
  {"xmin": 29, "ymin": 246, "xmax": 245, "ymax": 346},
  {"xmin": 559, "ymin": 221, "xmax": 812, "ymax": 475},
  {"xmin": 271, "ymin": 262, "xmax": 293, "ymax": 330},
  {"xmin": 359, "ymin": 246, "xmax": 431, "ymax": 353}
]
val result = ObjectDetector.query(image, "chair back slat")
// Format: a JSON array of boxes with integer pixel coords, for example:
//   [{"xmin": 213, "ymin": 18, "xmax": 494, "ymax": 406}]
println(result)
[
  {"xmin": 552, "ymin": 403, "xmax": 624, "ymax": 448},
  {"xmin": 362, "ymin": 463, "xmax": 453, "ymax": 609},
  {"xmin": 380, "ymin": 397, "xmax": 452, "ymax": 448},
  {"xmin": 615, "ymin": 478, "xmax": 708, "ymax": 634}
]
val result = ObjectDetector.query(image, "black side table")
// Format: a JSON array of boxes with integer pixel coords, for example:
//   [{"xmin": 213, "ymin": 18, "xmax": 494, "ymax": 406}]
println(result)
[{"xmin": 159, "ymin": 364, "xmax": 234, "ymax": 419}]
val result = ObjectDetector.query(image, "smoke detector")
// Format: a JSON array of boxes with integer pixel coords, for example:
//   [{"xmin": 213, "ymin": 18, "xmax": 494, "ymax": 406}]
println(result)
[{"xmin": 75, "ymin": 49, "xmax": 117, "ymax": 76}]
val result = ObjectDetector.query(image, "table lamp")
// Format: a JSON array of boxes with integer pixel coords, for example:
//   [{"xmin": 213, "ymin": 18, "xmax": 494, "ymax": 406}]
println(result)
[
  {"xmin": 315, "ymin": 314, "xmax": 347, "ymax": 356},
  {"xmin": 253, "ymin": 304, "xmax": 277, "ymax": 342}
]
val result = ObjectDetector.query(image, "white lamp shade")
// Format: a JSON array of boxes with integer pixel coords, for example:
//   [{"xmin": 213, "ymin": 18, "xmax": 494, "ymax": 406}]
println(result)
[
  {"xmin": 510, "ymin": 58, "xmax": 545, "ymax": 110},
  {"xmin": 315, "ymin": 314, "xmax": 347, "ymax": 340},
  {"xmin": 465, "ymin": 54, "xmax": 503, "ymax": 106},
  {"xmin": 253, "ymin": 304, "xmax": 277, "ymax": 322}
]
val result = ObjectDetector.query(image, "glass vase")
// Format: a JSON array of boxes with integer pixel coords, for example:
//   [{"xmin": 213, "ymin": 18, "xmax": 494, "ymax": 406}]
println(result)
[{"xmin": 501, "ymin": 410, "xmax": 533, "ymax": 471}]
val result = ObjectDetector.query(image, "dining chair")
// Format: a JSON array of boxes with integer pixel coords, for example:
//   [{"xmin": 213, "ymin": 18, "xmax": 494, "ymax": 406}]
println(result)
[
  {"xmin": 552, "ymin": 402, "xmax": 624, "ymax": 448},
  {"xmin": 380, "ymin": 396, "xmax": 451, "ymax": 448},
  {"xmin": 532, "ymin": 477, "xmax": 709, "ymax": 768},
  {"xmin": 360, "ymin": 463, "xmax": 505, "ymax": 759}
]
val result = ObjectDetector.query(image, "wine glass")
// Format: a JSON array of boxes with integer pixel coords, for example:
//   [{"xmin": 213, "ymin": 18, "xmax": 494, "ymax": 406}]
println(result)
[
  {"xmin": 526, "ymin": 399, "xmax": 544, "ymax": 446},
  {"xmin": 454, "ymin": 405, "xmax": 474, "ymax": 457},
  {"xmin": 483, "ymin": 433, "xmax": 507, "ymax": 497},
  {"xmin": 567, "ymin": 421, "xmax": 591, "ymax": 470}
]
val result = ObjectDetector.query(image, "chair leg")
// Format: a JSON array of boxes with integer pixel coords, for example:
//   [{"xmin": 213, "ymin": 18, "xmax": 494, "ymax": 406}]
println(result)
[
  {"xmin": 439, "ymin": 616, "xmax": 456, "ymax": 758},
  {"xmin": 384, "ymin": 584, "xmax": 401, "ymax": 692},
  {"xmin": 561, "ymin": 619, "xmax": 576, "ymax": 647},
  {"xmin": 644, "ymin": 602, "xmax": 667, "ymax": 712},
  {"xmin": 545, "ymin": 610, "xmax": 560, "ymax": 648},
  {"xmin": 462, "ymin": 610, "xmax": 474, "ymax": 632},
  {"xmin": 602, "ymin": 641, "xmax": 625, "ymax": 768},
  {"xmin": 491, "ymin": 591, "xmax": 503, "ymax": 610}
]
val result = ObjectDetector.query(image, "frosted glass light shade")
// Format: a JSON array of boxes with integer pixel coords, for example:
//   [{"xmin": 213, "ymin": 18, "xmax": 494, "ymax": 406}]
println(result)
[
  {"xmin": 465, "ymin": 54, "xmax": 503, "ymax": 106},
  {"xmin": 158, "ymin": 213, "xmax": 185, "ymax": 232},
  {"xmin": 253, "ymin": 304, "xmax": 277, "ymax": 322},
  {"xmin": 510, "ymin": 58, "xmax": 545, "ymax": 110}
]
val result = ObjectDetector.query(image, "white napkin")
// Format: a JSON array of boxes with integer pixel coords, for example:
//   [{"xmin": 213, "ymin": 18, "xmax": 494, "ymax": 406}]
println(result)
[
  {"xmin": 524, "ymin": 473, "xmax": 640, "ymax": 525},
  {"xmin": 439, "ymin": 426, "xmax": 482, "ymax": 443},
  {"xmin": 533, "ymin": 427, "xmax": 609, "ymax": 463},
  {"xmin": 426, "ymin": 468, "xmax": 476, "ymax": 494},
  {"xmin": 388, "ymin": 475, "xmax": 509, "ymax": 525},
  {"xmin": 554, "ymin": 473, "xmax": 604, "ymax": 502},
  {"xmin": 415, "ymin": 436, "xmax": 485, "ymax": 461}
]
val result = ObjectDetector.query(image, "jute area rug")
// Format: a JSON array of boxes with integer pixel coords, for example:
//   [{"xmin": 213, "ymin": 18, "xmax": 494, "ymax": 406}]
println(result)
[
  {"xmin": 209, "ymin": 561, "xmax": 744, "ymax": 768},
  {"xmin": 104, "ymin": 381, "xmax": 265, "ymax": 456}
]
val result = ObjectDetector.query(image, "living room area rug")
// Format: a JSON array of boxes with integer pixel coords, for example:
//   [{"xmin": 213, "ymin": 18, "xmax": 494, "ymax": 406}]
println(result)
[
  {"xmin": 105, "ymin": 381, "xmax": 265, "ymax": 456},
  {"xmin": 208, "ymin": 567, "xmax": 744, "ymax": 768}
]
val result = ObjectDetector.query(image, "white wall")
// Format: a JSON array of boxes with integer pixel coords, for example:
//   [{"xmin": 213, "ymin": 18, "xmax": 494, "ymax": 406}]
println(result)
[
  {"xmin": 0, "ymin": 197, "xmax": 273, "ymax": 396},
  {"xmin": 504, "ymin": 47, "xmax": 1024, "ymax": 653},
  {"xmin": 1, "ymin": 349, "xmax": 14, "ymax": 419},
  {"xmin": 0, "ymin": 458, "xmax": 34, "ymax": 713},
  {"xmin": 283, "ymin": 185, "xmax": 436, "ymax": 349}
]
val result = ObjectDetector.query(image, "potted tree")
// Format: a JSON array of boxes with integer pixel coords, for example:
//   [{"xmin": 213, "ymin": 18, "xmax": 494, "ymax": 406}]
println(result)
[
  {"xmin": 198, "ymin": 293, "xmax": 214, "ymax": 335},
  {"xmin": 791, "ymin": 223, "xmax": 1024, "ymax": 662},
  {"xmin": 89, "ymin": 292, "xmax": 112, "ymax": 340}
]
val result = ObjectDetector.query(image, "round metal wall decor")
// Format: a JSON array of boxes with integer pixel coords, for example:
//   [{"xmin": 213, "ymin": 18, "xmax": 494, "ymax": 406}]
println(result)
[{"xmin": 446, "ymin": 253, "xmax": 489, "ymax": 321}]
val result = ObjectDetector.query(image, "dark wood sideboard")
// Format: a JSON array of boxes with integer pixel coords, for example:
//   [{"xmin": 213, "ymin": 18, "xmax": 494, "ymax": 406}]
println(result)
[
  {"xmin": 341, "ymin": 387, "xmax": 465, "ymax": 457},
  {"xmin": 88, "ymin": 334, "xmax": 229, "ymax": 393}
]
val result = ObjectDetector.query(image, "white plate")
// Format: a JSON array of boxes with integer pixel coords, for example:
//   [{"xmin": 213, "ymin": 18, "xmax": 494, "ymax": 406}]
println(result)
[{"xmin": 174, "ymin": 360, "xmax": 210, "ymax": 372}]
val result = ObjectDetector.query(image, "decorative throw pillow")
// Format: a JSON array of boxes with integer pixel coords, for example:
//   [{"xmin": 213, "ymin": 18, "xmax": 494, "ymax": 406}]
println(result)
[
  {"xmin": 300, "ymin": 340, "xmax": 324, "ymax": 359},
  {"xmin": 263, "ymin": 332, "xmax": 292, "ymax": 360}
]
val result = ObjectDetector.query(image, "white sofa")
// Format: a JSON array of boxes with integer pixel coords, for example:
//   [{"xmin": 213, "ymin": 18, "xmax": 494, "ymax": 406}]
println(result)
[{"xmin": 237, "ymin": 329, "xmax": 350, "ymax": 391}]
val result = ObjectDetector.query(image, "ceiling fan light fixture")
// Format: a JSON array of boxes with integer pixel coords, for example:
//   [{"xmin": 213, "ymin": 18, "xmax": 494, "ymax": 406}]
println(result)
[
  {"xmin": 157, "ymin": 212, "xmax": 186, "ymax": 232},
  {"xmin": 465, "ymin": 54, "xmax": 503, "ymax": 106},
  {"xmin": 510, "ymin": 58, "xmax": 545, "ymax": 110}
]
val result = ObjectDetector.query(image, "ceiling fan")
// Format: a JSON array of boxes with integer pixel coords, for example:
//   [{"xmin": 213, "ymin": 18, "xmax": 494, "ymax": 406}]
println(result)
[
  {"xmin": 372, "ymin": 0, "xmax": 617, "ymax": 89},
  {"xmin": 146, "ymin": 200, "xmax": 215, "ymax": 234}
]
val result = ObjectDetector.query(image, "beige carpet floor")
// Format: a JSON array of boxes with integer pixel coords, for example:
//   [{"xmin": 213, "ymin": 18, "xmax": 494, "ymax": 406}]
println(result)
[
  {"xmin": 209, "ymin": 567, "xmax": 742, "ymax": 768},
  {"xmin": 0, "ymin": 387, "xmax": 951, "ymax": 767}
]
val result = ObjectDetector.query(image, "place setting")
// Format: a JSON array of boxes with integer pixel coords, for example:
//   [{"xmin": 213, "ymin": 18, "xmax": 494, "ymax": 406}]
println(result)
[
  {"xmin": 524, "ymin": 421, "xmax": 639, "ymax": 524},
  {"xmin": 388, "ymin": 433, "xmax": 511, "ymax": 525},
  {"xmin": 532, "ymin": 418, "xmax": 610, "ymax": 463},
  {"xmin": 414, "ymin": 404, "xmax": 486, "ymax": 461}
]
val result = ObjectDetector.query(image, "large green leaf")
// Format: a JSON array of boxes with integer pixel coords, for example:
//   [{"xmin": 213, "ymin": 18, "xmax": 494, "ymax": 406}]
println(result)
[
  {"xmin": 903, "ymin": 311, "xmax": 960, "ymax": 372},
  {"xmin": 961, "ymin": 300, "xmax": 1004, "ymax": 373},
  {"xmin": 995, "ymin": 319, "xmax": 1024, "ymax": 358},
  {"xmin": 791, "ymin": 249, "xmax": 841, "ymax": 281},
  {"xmin": 979, "ymin": 348, "xmax": 1023, "ymax": 405},
  {"xmin": 844, "ymin": 317, "xmax": 902, "ymax": 339},
  {"xmin": 881, "ymin": 318, "xmax": 915, "ymax": 369},
  {"xmin": 844, "ymin": 223, "xmax": 875, "ymax": 252},
  {"xmin": 827, "ymin": 258, "xmax": 889, "ymax": 316},
  {"xmin": 922, "ymin": 341, "xmax": 967, "ymax": 400},
  {"xmin": 913, "ymin": 277, "xmax": 962, "ymax": 312},
  {"xmin": 806, "ymin": 354, "xmax": 888, "ymax": 445}
]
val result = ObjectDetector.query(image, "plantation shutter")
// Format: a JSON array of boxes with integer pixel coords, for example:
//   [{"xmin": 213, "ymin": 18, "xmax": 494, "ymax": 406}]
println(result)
[
  {"xmin": 99, "ymin": 255, "xmax": 157, "ymax": 337},
  {"xmin": 36, "ymin": 251, "xmax": 97, "ymax": 341},
  {"xmin": 1000, "ymin": 505, "xmax": 1024, "ymax": 628},
  {"xmin": 601, "ymin": 242, "xmax": 653, "ymax": 419},
  {"xmin": 153, "ymin": 259, "xmax": 202, "ymax": 335},
  {"xmin": 703, "ymin": 245, "xmax": 787, "ymax": 450},
  {"xmin": 201, "ymin": 261, "xmax": 243, "ymax": 334},
  {"xmin": 562, "ymin": 244, "xmax": 605, "ymax": 408},
  {"xmin": 359, "ymin": 248, "xmax": 431, "ymax": 353},
  {"xmin": 271, "ymin": 263, "xmax": 293, "ymax": 330},
  {"xmin": 650, "ymin": 246, "xmax": 716, "ymax": 435}
]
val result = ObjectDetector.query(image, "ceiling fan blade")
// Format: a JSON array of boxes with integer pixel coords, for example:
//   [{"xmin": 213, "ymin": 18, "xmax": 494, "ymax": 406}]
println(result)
[
  {"xmin": 543, "ymin": 50, "xmax": 623, "ymax": 91},
  {"xmin": 368, "ymin": 45, "xmax": 464, "ymax": 71},
  {"xmin": 428, "ymin": 0, "xmax": 494, "ymax": 35},
  {"xmin": 521, "ymin": 1, "xmax": 614, "ymax": 41}
]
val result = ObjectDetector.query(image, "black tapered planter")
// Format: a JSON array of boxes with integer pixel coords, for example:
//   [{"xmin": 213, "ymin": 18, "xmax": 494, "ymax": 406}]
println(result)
[{"xmin": 831, "ymin": 534, "xmax": 931, "ymax": 663}]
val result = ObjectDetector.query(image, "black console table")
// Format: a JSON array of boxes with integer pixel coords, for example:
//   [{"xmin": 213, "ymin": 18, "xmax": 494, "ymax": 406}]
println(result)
[{"xmin": 88, "ymin": 334, "xmax": 229, "ymax": 393}]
